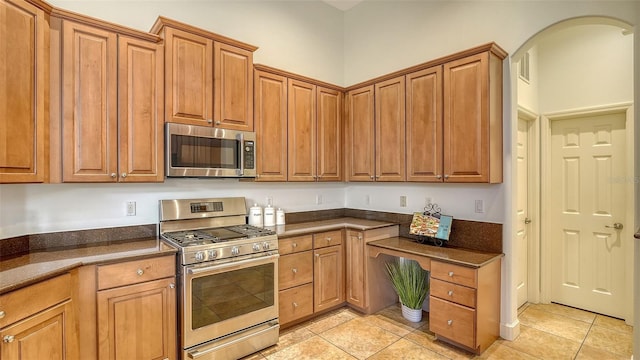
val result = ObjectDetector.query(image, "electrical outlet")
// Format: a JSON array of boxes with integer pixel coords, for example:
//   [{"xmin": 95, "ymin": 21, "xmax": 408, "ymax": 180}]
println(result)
[
  {"xmin": 475, "ymin": 200, "xmax": 484, "ymax": 213},
  {"xmin": 126, "ymin": 201, "xmax": 136, "ymax": 216},
  {"xmin": 315, "ymin": 195, "xmax": 323, "ymax": 205},
  {"xmin": 400, "ymin": 195, "xmax": 407, "ymax": 207}
]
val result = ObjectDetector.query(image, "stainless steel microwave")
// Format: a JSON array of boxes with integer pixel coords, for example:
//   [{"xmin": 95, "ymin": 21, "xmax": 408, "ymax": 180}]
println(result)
[{"xmin": 166, "ymin": 122, "xmax": 256, "ymax": 178}]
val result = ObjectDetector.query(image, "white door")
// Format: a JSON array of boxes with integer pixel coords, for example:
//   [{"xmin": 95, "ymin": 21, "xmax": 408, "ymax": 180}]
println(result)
[
  {"xmin": 516, "ymin": 117, "xmax": 531, "ymax": 308},
  {"xmin": 549, "ymin": 112, "xmax": 627, "ymax": 318}
]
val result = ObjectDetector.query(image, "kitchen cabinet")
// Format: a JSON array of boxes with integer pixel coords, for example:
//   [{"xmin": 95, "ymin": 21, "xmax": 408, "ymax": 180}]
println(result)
[
  {"xmin": 316, "ymin": 87, "xmax": 343, "ymax": 181},
  {"xmin": 313, "ymin": 230, "xmax": 344, "ymax": 312},
  {"xmin": 278, "ymin": 234, "xmax": 314, "ymax": 324},
  {"xmin": 0, "ymin": 274, "xmax": 78, "ymax": 359},
  {"xmin": 345, "ymin": 85, "xmax": 375, "ymax": 181},
  {"xmin": 406, "ymin": 65, "xmax": 443, "ymax": 182},
  {"xmin": 96, "ymin": 256, "xmax": 176, "ymax": 360},
  {"xmin": 345, "ymin": 226, "xmax": 399, "ymax": 313},
  {"xmin": 0, "ymin": 0, "xmax": 49, "ymax": 183},
  {"xmin": 443, "ymin": 51, "xmax": 503, "ymax": 183},
  {"xmin": 429, "ymin": 258, "xmax": 501, "ymax": 354},
  {"xmin": 152, "ymin": 17, "xmax": 256, "ymax": 131},
  {"xmin": 53, "ymin": 13, "xmax": 164, "ymax": 182},
  {"xmin": 254, "ymin": 69, "xmax": 288, "ymax": 181}
]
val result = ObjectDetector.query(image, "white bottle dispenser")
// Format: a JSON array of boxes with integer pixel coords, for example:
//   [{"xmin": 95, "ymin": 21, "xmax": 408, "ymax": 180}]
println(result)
[
  {"xmin": 276, "ymin": 208, "xmax": 286, "ymax": 225},
  {"xmin": 248, "ymin": 204, "xmax": 263, "ymax": 227}
]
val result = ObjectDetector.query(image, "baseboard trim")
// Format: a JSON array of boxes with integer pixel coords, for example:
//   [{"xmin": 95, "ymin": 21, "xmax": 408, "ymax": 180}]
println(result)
[{"xmin": 500, "ymin": 319, "xmax": 520, "ymax": 341}]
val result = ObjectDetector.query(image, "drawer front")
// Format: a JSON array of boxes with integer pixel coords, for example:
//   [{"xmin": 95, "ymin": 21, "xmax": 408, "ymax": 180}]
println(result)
[
  {"xmin": 279, "ymin": 235, "xmax": 313, "ymax": 255},
  {"xmin": 279, "ymin": 283, "xmax": 313, "ymax": 325},
  {"xmin": 278, "ymin": 251, "xmax": 313, "ymax": 290},
  {"xmin": 431, "ymin": 261, "xmax": 477, "ymax": 288},
  {"xmin": 430, "ymin": 278, "xmax": 476, "ymax": 308},
  {"xmin": 97, "ymin": 255, "xmax": 175, "ymax": 290},
  {"xmin": 429, "ymin": 296, "xmax": 476, "ymax": 349},
  {"xmin": 313, "ymin": 230, "xmax": 343, "ymax": 249},
  {"xmin": 0, "ymin": 274, "xmax": 71, "ymax": 328}
]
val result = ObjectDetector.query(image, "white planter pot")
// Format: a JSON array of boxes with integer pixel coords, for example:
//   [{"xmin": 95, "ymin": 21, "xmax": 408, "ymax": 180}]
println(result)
[{"xmin": 401, "ymin": 304, "xmax": 423, "ymax": 322}]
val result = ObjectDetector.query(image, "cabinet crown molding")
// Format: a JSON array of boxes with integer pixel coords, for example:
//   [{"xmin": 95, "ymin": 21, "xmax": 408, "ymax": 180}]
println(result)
[{"xmin": 150, "ymin": 16, "xmax": 258, "ymax": 52}]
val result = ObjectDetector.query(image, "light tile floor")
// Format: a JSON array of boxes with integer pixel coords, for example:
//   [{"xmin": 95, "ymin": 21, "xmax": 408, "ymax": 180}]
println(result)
[{"xmin": 242, "ymin": 302, "xmax": 634, "ymax": 360}]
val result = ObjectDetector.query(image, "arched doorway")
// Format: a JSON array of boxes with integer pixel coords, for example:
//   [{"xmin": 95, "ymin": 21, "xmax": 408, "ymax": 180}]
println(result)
[{"xmin": 511, "ymin": 17, "xmax": 634, "ymax": 322}]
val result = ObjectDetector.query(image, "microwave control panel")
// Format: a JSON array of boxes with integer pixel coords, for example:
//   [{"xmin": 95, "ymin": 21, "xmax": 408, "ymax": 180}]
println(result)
[{"xmin": 244, "ymin": 141, "xmax": 255, "ymax": 169}]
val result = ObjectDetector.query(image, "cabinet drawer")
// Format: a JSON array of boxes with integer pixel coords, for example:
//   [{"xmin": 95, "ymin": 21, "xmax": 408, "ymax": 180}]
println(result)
[
  {"xmin": 313, "ymin": 230, "xmax": 343, "ymax": 249},
  {"xmin": 0, "ymin": 274, "xmax": 71, "ymax": 328},
  {"xmin": 279, "ymin": 234, "xmax": 313, "ymax": 255},
  {"xmin": 279, "ymin": 283, "xmax": 313, "ymax": 325},
  {"xmin": 430, "ymin": 278, "xmax": 476, "ymax": 308},
  {"xmin": 278, "ymin": 251, "xmax": 313, "ymax": 290},
  {"xmin": 97, "ymin": 256, "xmax": 175, "ymax": 290},
  {"xmin": 431, "ymin": 261, "xmax": 477, "ymax": 288},
  {"xmin": 429, "ymin": 296, "xmax": 476, "ymax": 349}
]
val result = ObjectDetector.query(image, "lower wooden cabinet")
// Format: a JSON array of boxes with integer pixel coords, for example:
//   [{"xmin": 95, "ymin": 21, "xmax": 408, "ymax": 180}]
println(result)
[
  {"xmin": 0, "ymin": 274, "xmax": 77, "ymax": 360},
  {"xmin": 428, "ymin": 259, "xmax": 501, "ymax": 354},
  {"xmin": 96, "ymin": 277, "xmax": 177, "ymax": 360},
  {"xmin": 313, "ymin": 233, "xmax": 344, "ymax": 312},
  {"xmin": 278, "ymin": 283, "xmax": 314, "ymax": 325}
]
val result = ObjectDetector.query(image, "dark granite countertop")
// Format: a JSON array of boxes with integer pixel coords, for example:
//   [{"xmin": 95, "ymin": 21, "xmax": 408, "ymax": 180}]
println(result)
[
  {"xmin": 0, "ymin": 237, "xmax": 177, "ymax": 295},
  {"xmin": 266, "ymin": 217, "xmax": 397, "ymax": 238},
  {"xmin": 368, "ymin": 237, "xmax": 503, "ymax": 268}
]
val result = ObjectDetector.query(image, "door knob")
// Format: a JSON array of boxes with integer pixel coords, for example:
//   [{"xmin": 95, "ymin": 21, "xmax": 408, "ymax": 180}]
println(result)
[
  {"xmin": 605, "ymin": 223, "xmax": 623, "ymax": 230},
  {"xmin": 524, "ymin": 218, "xmax": 532, "ymax": 224}
]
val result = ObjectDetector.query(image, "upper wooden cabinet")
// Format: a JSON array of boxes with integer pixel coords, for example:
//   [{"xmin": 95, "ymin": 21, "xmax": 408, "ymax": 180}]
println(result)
[
  {"xmin": 0, "ymin": 0, "xmax": 49, "ymax": 183},
  {"xmin": 255, "ymin": 65, "xmax": 343, "ymax": 182},
  {"xmin": 254, "ymin": 69, "xmax": 288, "ymax": 181},
  {"xmin": 443, "ymin": 51, "xmax": 503, "ymax": 183},
  {"xmin": 152, "ymin": 17, "xmax": 256, "ymax": 131},
  {"xmin": 346, "ymin": 43, "xmax": 505, "ymax": 183},
  {"xmin": 52, "ymin": 14, "xmax": 164, "ymax": 183}
]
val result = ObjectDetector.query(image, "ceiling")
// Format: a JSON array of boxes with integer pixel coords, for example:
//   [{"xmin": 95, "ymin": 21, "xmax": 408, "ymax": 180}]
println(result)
[{"xmin": 322, "ymin": 0, "xmax": 364, "ymax": 11}]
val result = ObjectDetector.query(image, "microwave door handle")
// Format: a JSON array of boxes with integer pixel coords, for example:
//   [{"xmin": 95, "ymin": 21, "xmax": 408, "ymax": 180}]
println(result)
[{"xmin": 238, "ymin": 132, "xmax": 244, "ymax": 176}]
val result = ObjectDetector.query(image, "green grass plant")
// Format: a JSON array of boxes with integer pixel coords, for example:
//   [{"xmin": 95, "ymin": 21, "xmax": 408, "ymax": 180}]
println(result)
[{"xmin": 385, "ymin": 259, "xmax": 429, "ymax": 310}]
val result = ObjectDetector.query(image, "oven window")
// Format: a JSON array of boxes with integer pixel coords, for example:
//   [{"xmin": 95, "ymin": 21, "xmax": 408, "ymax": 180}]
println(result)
[
  {"xmin": 191, "ymin": 263, "xmax": 275, "ymax": 330},
  {"xmin": 171, "ymin": 134, "xmax": 238, "ymax": 169}
]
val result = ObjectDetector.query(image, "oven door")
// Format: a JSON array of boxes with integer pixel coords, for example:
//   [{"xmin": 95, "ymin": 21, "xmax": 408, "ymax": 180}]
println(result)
[{"xmin": 182, "ymin": 252, "xmax": 279, "ymax": 350}]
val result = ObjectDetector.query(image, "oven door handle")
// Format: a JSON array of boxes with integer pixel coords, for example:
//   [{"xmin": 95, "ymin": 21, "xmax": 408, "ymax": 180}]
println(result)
[{"xmin": 187, "ymin": 252, "xmax": 279, "ymax": 275}]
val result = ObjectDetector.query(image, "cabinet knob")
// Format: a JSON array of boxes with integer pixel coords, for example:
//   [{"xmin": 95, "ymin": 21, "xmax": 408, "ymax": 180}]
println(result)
[
  {"xmin": 110, "ymin": 173, "xmax": 117, "ymax": 178},
  {"xmin": 326, "ymin": 237, "xmax": 332, "ymax": 242},
  {"xmin": 292, "ymin": 268, "xmax": 297, "ymax": 274},
  {"xmin": 292, "ymin": 243, "xmax": 297, "ymax": 248},
  {"xmin": 0, "ymin": 310, "xmax": 5, "ymax": 319},
  {"xmin": 121, "ymin": 172, "xmax": 127, "ymax": 178},
  {"xmin": 448, "ymin": 290, "xmax": 453, "ymax": 296},
  {"xmin": 3, "ymin": 335, "xmax": 14, "ymax": 343},
  {"xmin": 315, "ymin": 254, "xmax": 320, "ymax": 258},
  {"xmin": 448, "ymin": 271, "xmax": 454, "ymax": 277},
  {"xmin": 207, "ymin": 119, "xmax": 213, "ymax": 124},
  {"xmin": 444, "ymin": 174, "xmax": 450, "ymax": 180},
  {"xmin": 292, "ymin": 302, "xmax": 298, "ymax": 308},
  {"xmin": 358, "ymin": 235, "xmax": 363, "ymax": 240},
  {"xmin": 169, "ymin": 283, "xmax": 176, "ymax": 289},
  {"xmin": 136, "ymin": 268, "xmax": 144, "ymax": 276},
  {"xmin": 370, "ymin": 175, "xmax": 374, "ymax": 180},
  {"xmin": 447, "ymin": 320, "xmax": 453, "ymax": 326},
  {"xmin": 436, "ymin": 175, "xmax": 442, "ymax": 179},
  {"xmin": 215, "ymin": 120, "xmax": 221, "ymax": 125}
]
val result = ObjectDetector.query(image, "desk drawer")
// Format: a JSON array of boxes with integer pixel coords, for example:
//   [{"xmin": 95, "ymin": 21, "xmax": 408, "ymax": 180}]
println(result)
[
  {"xmin": 429, "ymin": 296, "xmax": 475, "ymax": 349},
  {"xmin": 430, "ymin": 278, "xmax": 476, "ymax": 308},
  {"xmin": 431, "ymin": 261, "xmax": 477, "ymax": 288},
  {"xmin": 279, "ymin": 235, "xmax": 313, "ymax": 255},
  {"xmin": 97, "ymin": 256, "xmax": 175, "ymax": 290}
]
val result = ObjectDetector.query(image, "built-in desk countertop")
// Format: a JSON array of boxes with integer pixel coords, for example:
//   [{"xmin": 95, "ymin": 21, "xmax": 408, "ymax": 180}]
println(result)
[{"xmin": 367, "ymin": 237, "xmax": 503, "ymax": 270}]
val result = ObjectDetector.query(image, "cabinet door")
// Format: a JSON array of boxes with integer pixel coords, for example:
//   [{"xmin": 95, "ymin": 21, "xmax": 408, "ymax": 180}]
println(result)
[
  {"xmin": 346, "ymin": 86, "xmax": 375, "ymax": 181},
  {"xmin": 375, "ymin": 76, "xmax": 405, "ymax": 181},
  {"xmin": 118, "ymin": 36, "xmax": 164, "ymax": 182},
  {"xmin": 443, "ymin": 52, "xmax": 490, "ymax": 183},
  {"xmin": 345, "ymin": 230, "xmax": 366, "ymax": 308},
  {"xmin": 314, "ymin": 245, "xmax": 344, "ymax": 312},
  {"xmin": 0, "ymin": 301, "xmax": 75, "ymax": 360},
  {"xmin": 164, "ymin": 27, "xmax": 213, "ymax": 126},
  {"xmin": 97, "ymin": 277, "xmax": 177, "ymax": 360},
  {"xmin": 0, "ymin": 0, "xmax": 47, "ymax": 183},
  {"xmin": 214, "ymin": 42, "xmax": 253, "ymax": 131},
  {"xmin": 406, "ymin": 66, "xmax": 443, "ymax": 182},
  {"xmin": 316, "ymin": 87, "xmax": 342, "ymax": 181},
  {"xmin": 287, "ymin": 79, "xmax": 316, "ymax": 181},
  {"xmin": 254, "ymin": 70, "xmax": 288, "ymax": 181},
  {"xmin": 62, "ymin": 21, "xmax": 118, "ymax": 182}
]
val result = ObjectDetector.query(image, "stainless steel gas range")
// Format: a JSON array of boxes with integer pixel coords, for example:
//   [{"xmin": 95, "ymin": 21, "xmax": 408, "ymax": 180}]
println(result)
[{"xmin": 159, "ymin": 197, "xmax": 279, "ymax": 360}]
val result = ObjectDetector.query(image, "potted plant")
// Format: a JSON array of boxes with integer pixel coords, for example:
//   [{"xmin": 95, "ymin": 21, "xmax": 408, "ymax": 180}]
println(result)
[{"xmin": 385, "ymin": 259, "xmax": 429, "ymax": 322}]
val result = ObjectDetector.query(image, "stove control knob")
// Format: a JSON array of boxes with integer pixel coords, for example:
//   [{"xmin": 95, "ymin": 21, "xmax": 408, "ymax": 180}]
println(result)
[
  {"xmin": 195, "ymin": 251, "xmax": 205, "ymax": 262},
  {"xmin": 207, "ymin": 250, "xmax": 218, "ymax": 259},
  {"xmin": 231, "ymin": 246, "xmax": 240, "ymax": 256},
  {"xmin": 252, "ymin": 243, "xmax": 261, "ymax": 252},
  {"xmin": 262, "ymin": 242, "xmax": 270, "ymax": 250}
]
